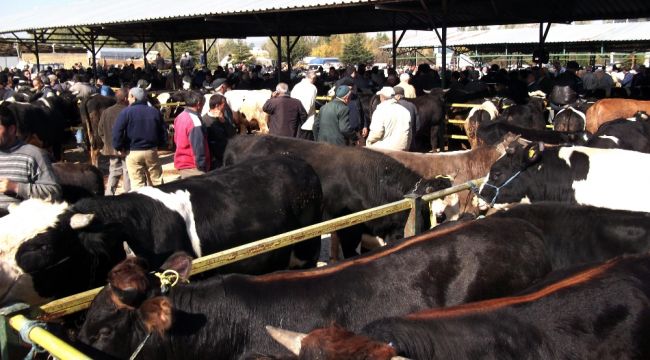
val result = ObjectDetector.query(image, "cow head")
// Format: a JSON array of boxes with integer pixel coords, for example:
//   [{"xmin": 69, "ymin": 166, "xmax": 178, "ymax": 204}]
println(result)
[
  {"xmin": 13, "ymin": 203, "xmax": 127, "ymax": 300},
  {"xmin": 78, "ymin": 253, "xmax": 192, "ymax": 359},
  {"xmin": 478, "ymin": 141, "xmax": 543, "ymax": 209}
]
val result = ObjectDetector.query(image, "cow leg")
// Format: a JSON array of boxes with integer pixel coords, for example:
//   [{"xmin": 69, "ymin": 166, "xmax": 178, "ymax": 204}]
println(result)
[
  {"xmin": 337, "ymin": 226, "xmax": 364, "ymax": 259},
  {"xmin": 289, "ymin": 237, "xmax": 321, "ymax": 269},
  {"xmin": 330, "ymin": 232, "xmax": 341, "ymax": 262}
]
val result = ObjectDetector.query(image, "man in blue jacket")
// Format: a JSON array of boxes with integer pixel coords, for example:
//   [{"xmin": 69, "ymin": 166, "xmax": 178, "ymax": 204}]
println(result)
[{"xmin": 112, "ymin": 87, "xmax": 167, "ymax": 189}]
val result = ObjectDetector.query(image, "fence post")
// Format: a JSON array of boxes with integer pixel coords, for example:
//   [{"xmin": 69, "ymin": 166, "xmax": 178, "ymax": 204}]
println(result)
[
  {"xmin": 0, "ymin": 303, "xmax": 30, "ymax": 359},
  {"xmin": 404, "ymin": 193, "xmax": 424, "ymax": 237}
]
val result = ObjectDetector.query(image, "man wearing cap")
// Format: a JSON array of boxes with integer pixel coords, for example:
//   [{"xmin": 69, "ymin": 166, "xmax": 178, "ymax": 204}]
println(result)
[
  {"xmin": 313, "ymin": 85, "xmax": 357, "ymax": 146},
  {"xmin": 397, "ymin": 73, "xmax": 416, "ymax": 98},
  {"xmin": 366, "ymin": 87, "xmax": 412, "ymax": 151},
  {"xmin": 112, "ymin": 87, "xmax": 167, "ymax": 189},
  {"xmin": 174, "ymin": 91, "xmax": 210, "ymax": 178},
  {"xmin": 393, "ymin": 86, "xmax": 418, "ymax": 151},
  {"xmin": 263, "ymin": 82, "xmax": 307, "ymax": 138}
]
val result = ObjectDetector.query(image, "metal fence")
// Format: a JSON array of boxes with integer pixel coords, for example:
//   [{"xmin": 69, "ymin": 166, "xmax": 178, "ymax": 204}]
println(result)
[{"xmin": 0, "ymin": 178, "xmax": 484, "ymax": 359}]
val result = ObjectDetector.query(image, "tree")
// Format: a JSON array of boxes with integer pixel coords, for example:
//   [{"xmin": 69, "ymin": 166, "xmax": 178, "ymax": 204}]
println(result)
[
  {"xmin": 311, "ymin": 35, "xmax": 343, "ymax": 58},
  {"xmin": 341, "ymin": 33, "xmax": 373, "ymax": 66},
  {"xmin": 173, "ymin": 40, "xmax": 200, "ymax": 59},
  {"xmin": 221, "ymin": 39, "xmax": 253, "ymax": 65}
]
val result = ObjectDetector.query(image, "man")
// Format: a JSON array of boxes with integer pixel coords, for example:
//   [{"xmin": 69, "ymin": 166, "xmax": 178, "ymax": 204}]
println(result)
[
  {"xmin": 174, "ymin": 91, "xmax": 210, "ymax": 178},
  {"xmin": 155, "ymin": 53, "xmax": 166, "ymax": 70},
  {"xmin": 0, "ymin": 104, "xmax": 61, "ymax": 211},
  {"xmin": 262, "ymin": 82, "xmax": 307, "ymax": 138},
  {"xmin": 202, "ymin": 94, "xmax": 236, "ymax": 168},
  {"xmin": 397, "ymin": 73, "xmax": 416, "ymax": 98},
  {"xmin": 97, "ymin": 88, "xmax": 130, "ymax": 195},
  {"xmin": 32, "ymin": 76, "xmax": 54, "ymax": 98},
  {"xmin": 366, "ymin": 87, "xmax": 411, "ymax": 151},
  {"xmin": 0, "ymin": 73, "xmax": 14, "ymax": 101},
  {"xmin": 313, "ymin": 85, "xmax": 357, "ymax": 146},
  {"xmin": 291, "ymin": 71, "xmax": 318, "ymax": 140},
  {"xmin": 97, "ymin": 76, "xmax": 115, "ymax": 97},
  {"xmin": 69, "ymin": 74, "xmax": 96, "ymax": 99},
  {"xmin": 393, "ymin": 86, "xmax": 418, "ymax": 151},
  {"xmin": 112, "ymin": 87, "xmax": 167, "ymax": 189}
]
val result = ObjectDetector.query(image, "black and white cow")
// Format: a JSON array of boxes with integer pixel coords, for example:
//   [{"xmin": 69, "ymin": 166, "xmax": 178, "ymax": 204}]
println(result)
[
  {"xmin": 270, "ymin": 254, "xmax": 650, "ymax": 359},
  {"xmin": 587, "ymin": 112, "xmax": 650, "ymax": 153},
  {"xmin": 77, "ymin": 217, "xmax": 551, "ymax": 359},
  {"xmin": 492, "ymin": 202, "xmax": 650, "ymax": 269},
  {"xmin": 478, "ymin": 141, "xmax": 650, "ymax": 212},
  {"xmin": 223, "ymin": 135, "xmax": 453, "ymax": 258},
  {"xmin": 3, "ymin": 155, "xmax": 322, "ymax": 306},
  {"xmin": 553, "ymin": 105, "xmax": 586, "ymax": 133}
]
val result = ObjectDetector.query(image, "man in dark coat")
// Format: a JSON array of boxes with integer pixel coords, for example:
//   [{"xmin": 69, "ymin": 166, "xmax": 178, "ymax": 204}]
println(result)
[
  {"xmin": 262, "ymin": 82, "xmax": 307, "ymax": 137},
  {"xmin": 313, "ymin": 85, "xmax": 357, "ymax": 146},
  {"xmin": 393, "ymin": 86, "xmax": 419, "ymax": 151},
  {"xmin": 97, "ymin": 88, "xmax": 130, "ymax": 195}
]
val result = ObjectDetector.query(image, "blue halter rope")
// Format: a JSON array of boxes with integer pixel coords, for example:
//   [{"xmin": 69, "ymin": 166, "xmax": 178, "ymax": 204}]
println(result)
[{"xmin": 479, "ymin": 170, "xmax": 522, "ymax": 207}]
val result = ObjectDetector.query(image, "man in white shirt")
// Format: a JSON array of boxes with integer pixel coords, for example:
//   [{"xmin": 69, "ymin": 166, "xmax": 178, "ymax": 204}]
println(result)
[
  {"xmin": 397, "ymin": 73, "xmax": 417, "ymax": 98},
  {"xmin": 366, "ymin": 87, "xmax": 412, "ymax": 151},
  {"xmin": 291, "ymin": 71, "xmax": 318, "ymax": 140}
]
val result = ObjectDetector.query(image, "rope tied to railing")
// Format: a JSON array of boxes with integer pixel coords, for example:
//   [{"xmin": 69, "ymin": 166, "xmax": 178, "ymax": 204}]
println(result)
[{"xmin": 18, "ymin": 318, "xmax": 48, "ymax": 360}]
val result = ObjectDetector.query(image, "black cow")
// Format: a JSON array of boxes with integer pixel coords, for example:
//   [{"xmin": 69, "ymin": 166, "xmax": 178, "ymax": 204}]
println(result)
[
  {"xmin": 497, "ymin": 98, "xmax": 547, "ymax": 131},
  {"xmin": 553, "ymin": 105, "xmax": 586, "ymax": 133},
  {"xmin": 79, "ymin": 95, "xmax": 117, "ymax": 166},
  {"xmin": 223, "ymin": 135, "xmax": 452, "ymax": 258},
  {"xmin": 492, "ymin": 202, "xmax": 650, "ymax": 269},
  {"xmin": 2, "ymin": 94, "xmax": 80, "ymax": 161},
  {"xmin": 52, "ymin": 163, "xmax": 105, "ymax": 203},
  {"xmin": 273, "ymin": 254, "xmax": 650, "ymax": 359},
  {"xmin": 77, "ymin": 217, "xmax": 551, "ymax": 359},
  {"xmin": 8, "ymin": 155, "xmax": 322, "ymax": 304},
  {"xmin": 587, "ymin": 112, "xmax": 650, "ymax": 153},
  {"xmin": 476, "ymin": 120, "xmax": 589, "ymax": 146},
  {"xmin": 478, "ymin": 141, "xmax": 650, "ymax": 212}
]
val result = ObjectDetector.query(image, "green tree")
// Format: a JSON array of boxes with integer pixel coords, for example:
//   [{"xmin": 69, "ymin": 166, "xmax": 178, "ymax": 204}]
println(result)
[
  {"xmin": 173, "ymin": 40, "xmax": 200, "ymax": 60},
  {"xmin": 221, "ymin": 39, "xmax": 253, "ymax": 65},
  {"xmin": 341, "ymin": 33, "xmax": 374, "ymax": 66},
  {"xmin": 263, "ymin": 36, "xmax": 318, "ymax": 65}
]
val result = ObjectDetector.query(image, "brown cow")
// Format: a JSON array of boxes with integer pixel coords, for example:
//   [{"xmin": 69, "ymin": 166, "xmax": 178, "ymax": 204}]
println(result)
[
  {"xmin": 585, "ymin": 99, "xmax": 650, "ymax": 133},
  {"xmin": 370, "ymin": 137, "xmax": 508, "ymax": 217}
]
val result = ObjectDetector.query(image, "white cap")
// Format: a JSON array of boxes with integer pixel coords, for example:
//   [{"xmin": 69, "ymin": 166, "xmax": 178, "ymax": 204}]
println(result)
[
  {"xmin": 399, "ymin": 73, "xmax": 410, "ymax": 81},
  {"xmin": 376, "ymin": 86, "xmax": 395, "ymax": 98}
]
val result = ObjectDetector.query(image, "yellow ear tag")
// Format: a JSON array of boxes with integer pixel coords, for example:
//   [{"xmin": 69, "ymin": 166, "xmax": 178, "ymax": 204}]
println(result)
[{"xmin": 528, "ymin": 148, "xmax": 536, "ymax": 159}]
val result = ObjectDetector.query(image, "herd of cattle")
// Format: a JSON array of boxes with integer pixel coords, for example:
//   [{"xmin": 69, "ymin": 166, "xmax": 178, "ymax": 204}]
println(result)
[{"xmin": 2, "ymin": 87, "xmax": 650, "ymax": 359}]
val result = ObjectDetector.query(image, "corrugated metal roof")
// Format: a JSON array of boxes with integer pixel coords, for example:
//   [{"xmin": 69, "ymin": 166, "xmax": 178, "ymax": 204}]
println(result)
[
  {"xmin": 0, "ymin": 0, "xmax": 375, "ymax": 34},
  {"xmin": 385, "ymin": 22, "xmax": 650, "ymax": 49}
]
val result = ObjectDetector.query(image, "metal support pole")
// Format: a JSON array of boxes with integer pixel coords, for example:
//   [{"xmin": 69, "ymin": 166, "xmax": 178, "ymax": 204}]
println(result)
[
  {"xmin": 285, "ymin": 35, "xmax": 291, "ymax": 72},
  {"xmin": 276, "ymin": 35, "xmax": 282, "ymax": 83},
  {"xmin": 33, "ymin": 33, "xmax": 40, "ymax": 72},
  {"xmin": 142, "ymin": 41, "xmax": 148, "ymax": 68},
  {"xmin": 392, "ymin": 29, "xmax": 397, "ymax": 69},
  {"xmin": 441, "ymin": 25, "xmax": 447, "ymax": 89},
  {"xmin": 170, "ymin": 41, "xmax": 176, "ymax": 90},
  {"xmin": 90, "ymin": 30, "xmax": 97, "ymax": 79},
  {"xmin": 203, "ymin": 38, "xmax": 208, "ymax": 68}
]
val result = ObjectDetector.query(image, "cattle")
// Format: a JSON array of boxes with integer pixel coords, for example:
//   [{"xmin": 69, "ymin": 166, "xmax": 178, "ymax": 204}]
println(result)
[
  {"xmin": 270, "ymin": 254, "xmax": 650, "ymax": 359},
  {"xmin": 200, "ymin": 90, "xmax": 272, "ymax": 134},
  {"xmin": 4, "ymin": 155, "xmax": 322, "ymax": 305},
  {"xmin": 223, "ymin": 135, "xmax": 452, "ymax": 258},
  {"xmin": 79, "ymin": 95, "xmax": 117, "ymax": 166},
  {"xmin": 370, "ymin": 137, "xmax": 508, "ymax": 218},
  {"xmin": 476, "ymin": 120, "xmax": 589, "ymax": 147},
  {"xmin": 52, "ymin": 163, "xmax": 105, "ymax": 203},
  {"xmin": 553, "ymin": 105, "xmax": 586, "ymax": 133},
  {"xmin": 586, "ymin": 112, "xmax": 650, "ymax": 153},
  {"xmin": 585, "ymin": 98, "xmax": 650, "ymax": 133},
  {"xmin": 492, "ymin": 202, "xmax": 650, "ymax": 269},
  {"xmin": 464, "ymin": 100, "xmax": 499, "ymax": 148},
  {"xmin": 2, "ymin": 94, "xmax": 81, "ymax": 161},
  {"xmin": 478, "ymin": 140, "xmax": 650, "ymax": 212},
  {"xmin": 77, "ymin": 217, "xmax": 551, "ymax": 359},
  {"xmin": 497, "ymin": 97, "xmax": 547, "ymax": 130}
]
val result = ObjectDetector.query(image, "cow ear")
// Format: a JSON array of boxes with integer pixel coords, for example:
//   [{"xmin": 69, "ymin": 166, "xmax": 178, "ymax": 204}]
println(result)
[
  {"xmin": 524, "ymin": 142, "xmax": 543, "ymax": 164},
  {"xmin": 160, "ymin": 252, "xmax": 193, "ymax": 281},
  {"xmin": 139, "ymin": 297, "xmax": 173, "ymax": 335},
  {"xmin": 70, "ymin": 213, "xmax": 95, "ymax": 229}
]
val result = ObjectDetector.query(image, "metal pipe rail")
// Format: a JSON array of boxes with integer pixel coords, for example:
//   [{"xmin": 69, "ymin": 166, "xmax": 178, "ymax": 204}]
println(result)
[{"xmin": 7, "ymin": 315, "xmax": 91, "ymax": 360}]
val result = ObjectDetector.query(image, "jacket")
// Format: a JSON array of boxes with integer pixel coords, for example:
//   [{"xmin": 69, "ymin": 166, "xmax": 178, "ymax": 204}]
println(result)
[
  {"xmin": 112, "ymin": 102, "xmax": 167, "ymax": 151},
  {"xmin": 97, "ymin": 103, "xmax": 127, "ymax": 156},
  {"xmin": 313, "ymin": 98, "xmax": 357, "ymax": 146},
  {"xmin": 367, "ymin": 99, "xmax": 412, "ymax": 151},
  {"xmin": 262, "ymin": 95, "xmax": 307, "ymax": 137},
  {"xmin": 174, "ymin": 109, "xmax": 210, "ymax": 171}
]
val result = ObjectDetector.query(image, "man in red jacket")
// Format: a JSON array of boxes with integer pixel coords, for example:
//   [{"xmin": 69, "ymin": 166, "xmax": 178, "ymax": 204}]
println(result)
[{"xmin": 174, "ymin": 91, "xmax": 210, "ymax": 178}]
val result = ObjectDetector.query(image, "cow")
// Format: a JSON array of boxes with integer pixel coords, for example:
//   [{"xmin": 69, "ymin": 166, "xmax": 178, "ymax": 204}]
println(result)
[
  {"xmin": 370, "ymin": 136, "xmax": 509, "ymax": 218},
  {"xmin": 2, "ymin": 94, "xmax": 81, "ymax": 161},
  {"xmin": 585, "ymin": 98, "xmax": 650, "ymax": 133},
  {"xmin": 76, "ymin": 217, "xmax": 551, "ymax": 359},
  {"xmin": 476, "ymin": 120, "xmax": 589, "ymax": 147},
  {"xmin": 79, "ymin": 95, "xmax": 117, "ymax": 166},
  {"xmin": 478, "ymin": 140, "xmax": 650, "ymax": 212},
  {"xmin": 464, "ymin": 100, "xmax": 499, "ymax": 148},
  {"xmin": 4, "ymin": 155, "xmax": 322, "ymax": 305},
  {"xmin": 223, "ymin": 135, "xmax": 453, "ymax": 258},
  {"xmin": 492, "ymin": 202, "xmax": 650, "ymax": 269},
  {"xmin": 586, "ymin": 112, "xmax": 650, "ymax": 153},
  {"xmin": 553, "ymin": 105, "xmax": 586, "ymax": 133},
  {"xmin": 497, "ymin": 97, "xmax": 547, "ymax": 130},
  {"xmin": 200, "ymin": 90, "xmax": 272, "ymax": 134},
  {"xmin": 269, "ymin": 254, "xmax": 650, "ymax": 360},
  {"xmin": 52, "ymin": 163, "xmax": 105, "ymax": 203}
]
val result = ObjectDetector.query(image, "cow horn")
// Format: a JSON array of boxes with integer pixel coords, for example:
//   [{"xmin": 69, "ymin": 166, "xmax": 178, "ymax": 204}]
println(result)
[
  {"xmin": 265, "ymin": 325, "xmax": 307, "ymax": 355},
  {"xmin": 70, "ymin": 213, "xmax": 95, "ymax": 229}
]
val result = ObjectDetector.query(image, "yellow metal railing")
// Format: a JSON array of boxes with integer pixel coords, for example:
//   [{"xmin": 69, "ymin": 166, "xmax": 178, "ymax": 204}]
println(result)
[{"xmin": 8, "ymin": 315, "xmax": 91, "ymax": 360}]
